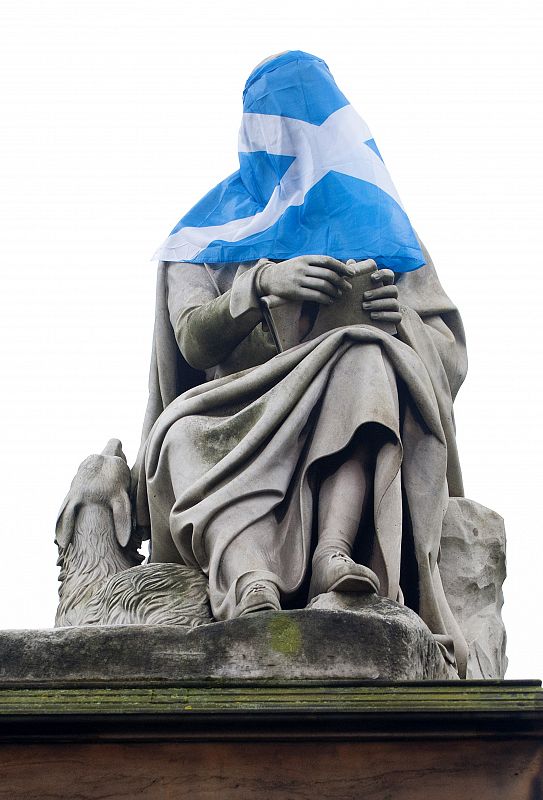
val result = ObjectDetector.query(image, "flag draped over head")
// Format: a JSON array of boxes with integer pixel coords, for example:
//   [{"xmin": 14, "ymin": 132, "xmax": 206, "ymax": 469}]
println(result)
[{"xmin": 154, "ymin": 51, "xmax": 425, "ymax": 272}]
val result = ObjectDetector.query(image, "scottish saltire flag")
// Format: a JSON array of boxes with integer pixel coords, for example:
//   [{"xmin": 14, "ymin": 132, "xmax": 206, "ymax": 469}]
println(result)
[{"xmin": 154, "ymin": 51, "xmax": 425, "ymax": 272}]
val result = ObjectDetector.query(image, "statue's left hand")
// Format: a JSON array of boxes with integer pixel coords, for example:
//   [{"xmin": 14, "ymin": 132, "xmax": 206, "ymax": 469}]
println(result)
[{"xmin": 362, "ymin": 268, "xmax": 402, "ymax": 325}]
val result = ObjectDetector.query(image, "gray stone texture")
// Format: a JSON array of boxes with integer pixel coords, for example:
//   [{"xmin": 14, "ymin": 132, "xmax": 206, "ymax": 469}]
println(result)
[
  {"xmin": 50, "ymin": 245, "xmax": 508, "ymax": 682},
  {"xmin": 43, "ymin": 52, "xmax": 509, "ymax": 686},
  {"xmin": 0, "ymin": 598, "xmax": 453, "ymax": 685},
  {"xmin": 440, "ymin": 497, "xmax": 507, "ymax": 679},
  {"xmin": 137, "ymin": 250, "xmax": 472, "ymax": 678},
  {"xmin": 54, "ymin": 440, "xmax": 212, "ymax": 628},
  {"xmin": 52, "ymin": 444, "xmax": 505, "ymax": 680}
]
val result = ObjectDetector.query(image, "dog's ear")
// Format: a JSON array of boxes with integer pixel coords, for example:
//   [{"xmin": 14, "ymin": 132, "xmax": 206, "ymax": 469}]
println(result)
[
  {"xmin": 111, "ymin": 492, "xmax": 132, "ymax": 548},
  {"xmin": 101, "ymin": 438, "xmax": 127, "ymax": 463},
  {"xmin": 55, "ymin": 496, "xmax": 79, "ymax": 549}
]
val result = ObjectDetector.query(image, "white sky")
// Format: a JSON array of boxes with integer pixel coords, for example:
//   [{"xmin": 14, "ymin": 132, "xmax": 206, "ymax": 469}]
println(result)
[{"xmin": 0, "ymin": 0, "xmax": 541, "ymax": 679}]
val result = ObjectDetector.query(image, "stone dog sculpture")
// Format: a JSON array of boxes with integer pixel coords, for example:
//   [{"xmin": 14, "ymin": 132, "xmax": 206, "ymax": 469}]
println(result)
[
  {"xmin": 55, "ymin": 51, "xmax": 506, "ymax": 681},
  {"xmin": 55, "ymin": 439, "xmax": 211, "ymax": 628}
]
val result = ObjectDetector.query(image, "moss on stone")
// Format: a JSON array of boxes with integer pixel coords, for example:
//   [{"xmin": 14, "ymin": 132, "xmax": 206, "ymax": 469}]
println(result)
[
  {"xmin": 268, "ymin": 615, "xmax": 302, "ymax": 656},
  {"xmin": 0, "ymin": 682, "xmax": 542, "ymax": 717}
]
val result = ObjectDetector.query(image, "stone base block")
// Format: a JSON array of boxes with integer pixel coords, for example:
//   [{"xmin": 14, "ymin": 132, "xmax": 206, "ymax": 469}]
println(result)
[
  {"xmin": 0, "ymin": 595, "xmax": 454, "ymax": 684},
  {"xmin": 0, "ymin": 682, "xmax": 541, "ymax": 799}
]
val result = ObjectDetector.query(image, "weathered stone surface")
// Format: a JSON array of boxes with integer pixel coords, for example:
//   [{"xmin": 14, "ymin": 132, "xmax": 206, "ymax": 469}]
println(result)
[
  {"xmin": 55, "ymin": 440, "xmax": 213, "ymax": 629},
  {"xmin": 1, "ymin": 682, "xmax": 541, "ymax": 799},
  {"xmin": 308, "ymin": 593, "xmax": 457, "ymax": 679},
  {"xmin": 440, "ymin": 497, "xmax": 507, "ymax": 679},
  {"xmin": 0, "ymin": 600, "xmax": 453, "ymax": 685},
  {"xmin": 0, "ymin": 738, "xmax": 540, "ymax": 800}
]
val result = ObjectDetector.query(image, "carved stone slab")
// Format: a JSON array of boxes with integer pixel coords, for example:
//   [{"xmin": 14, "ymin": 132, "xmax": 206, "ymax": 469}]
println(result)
[
  {"xmin": 1, "ymin": 682, "xmax": 541, "ymax": 800},
  {"xmin": 0, "ymin": 597, "xmax": 454, "ymax": 685},
  {"xmin": 440, "ymin": 498, "xmax": 507, "ymax": 679}
]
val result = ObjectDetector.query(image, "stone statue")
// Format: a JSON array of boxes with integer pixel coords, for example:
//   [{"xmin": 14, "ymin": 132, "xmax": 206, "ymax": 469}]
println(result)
[
  {"xmin": 55, "ymin": 438, "xmax": 211, "ymax": 627},
  {"xmin": 54, "ymin": 51, "xmax": 506, "ymax": 681}
]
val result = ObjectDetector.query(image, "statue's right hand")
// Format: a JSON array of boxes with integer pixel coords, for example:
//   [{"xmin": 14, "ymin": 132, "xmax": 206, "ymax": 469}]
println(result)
[{"xmin": 258, "ymin": 256, "xmax": 355, "ymax": 305}]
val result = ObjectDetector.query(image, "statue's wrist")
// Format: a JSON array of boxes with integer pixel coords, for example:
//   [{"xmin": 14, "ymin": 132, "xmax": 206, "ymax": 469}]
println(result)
[{"xmin": 255, "ymin": 260, "xmax": 274, "ymax": 298}]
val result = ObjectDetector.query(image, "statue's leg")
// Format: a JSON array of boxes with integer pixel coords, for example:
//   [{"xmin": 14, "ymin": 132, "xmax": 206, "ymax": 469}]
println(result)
[
  {"xmin": 210, "ymin": 512, "xmax": 284, "ymax": 619},
  {"xmin": 309, "ymin": 429, "xmax": 381, "ymax": 598}
]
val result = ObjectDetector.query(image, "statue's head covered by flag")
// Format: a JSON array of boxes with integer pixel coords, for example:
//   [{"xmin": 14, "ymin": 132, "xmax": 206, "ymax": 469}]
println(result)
[{"xmin": 154, "ymin": 50, "xmax": 425, "ymax": 272}]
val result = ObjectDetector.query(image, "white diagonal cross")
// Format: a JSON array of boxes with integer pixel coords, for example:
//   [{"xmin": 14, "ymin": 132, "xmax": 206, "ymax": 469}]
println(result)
[{"xmin": 161, "ymin": 105, "xmax": 403, "ymax": 260}]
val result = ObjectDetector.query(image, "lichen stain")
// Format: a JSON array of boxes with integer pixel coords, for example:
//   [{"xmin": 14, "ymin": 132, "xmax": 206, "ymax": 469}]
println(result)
[
  {"xmin": 195, "ymin": 402, "xmax": 265, "ymax": 466},
  {"xmin": 269, "ymin": 615, "xmax": 302, "ymax": 656}
]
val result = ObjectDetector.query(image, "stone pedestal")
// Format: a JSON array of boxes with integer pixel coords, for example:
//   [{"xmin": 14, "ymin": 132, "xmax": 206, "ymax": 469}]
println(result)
[
  {"xmin": 0, "ymin": 599, "xmax": 534, "ymax": 799},
  {"xmin": 0, "ymin": 681, "xmax": 541, "ymax": 799},
  {"xmin": 0, "ymin": 600, "xmax": 456, "ymax": 684}
]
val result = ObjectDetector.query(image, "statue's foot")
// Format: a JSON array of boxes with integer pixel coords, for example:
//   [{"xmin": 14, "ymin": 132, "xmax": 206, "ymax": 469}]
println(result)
[
  {"xmin": 309, "ymin": 551, "xmax": 380, "ymax": 600},
  {"xmin": 235, "ymin": 580, "xmax": 281, "ymax": 617}
]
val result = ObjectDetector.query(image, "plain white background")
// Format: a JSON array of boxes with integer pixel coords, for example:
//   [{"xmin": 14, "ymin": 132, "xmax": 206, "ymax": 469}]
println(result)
[{"xmin": 0, "ymin": 0, "xmax": 541, "ymax": 678}]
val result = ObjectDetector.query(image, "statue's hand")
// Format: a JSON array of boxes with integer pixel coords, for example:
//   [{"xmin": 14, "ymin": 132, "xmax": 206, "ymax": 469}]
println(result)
[
  {"xmin": 258, "ymin": 255, "xmax": 355, "ymax": 305},
  {"xmin": 362, "ymin": 267, "xmax": 402, "ymax": 325}
]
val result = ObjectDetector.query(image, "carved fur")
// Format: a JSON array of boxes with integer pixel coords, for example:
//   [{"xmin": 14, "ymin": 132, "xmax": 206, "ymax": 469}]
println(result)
[
  {"xmin": 55, "ymin": 439, "xmax": 211, "ymax": 628},
  {"xmin": 81, "ymin": 563, "xmax": 210, "ymax": 626}
]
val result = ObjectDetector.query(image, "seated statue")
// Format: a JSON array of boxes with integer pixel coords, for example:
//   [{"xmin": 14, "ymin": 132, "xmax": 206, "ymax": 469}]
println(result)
[
  {"xmin": 56, "ymin": 51, "xmax": 507, "ymax": 680},
  {"xmin": 131, "ymin": 51, "xmax": 471, "ymax": 675}
]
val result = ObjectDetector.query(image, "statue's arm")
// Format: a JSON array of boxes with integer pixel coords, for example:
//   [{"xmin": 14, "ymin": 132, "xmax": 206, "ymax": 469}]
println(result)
[
  {"xmin": 395, "ymin": 240, "xmax": 467, "ymax": 400},
  {"xmin": 166, "ymin": 256, "xmax": 356, "ymax": 370},
  {"xmin": 166, "ymin": 262, "xmax": 265, "ymax": 370}
]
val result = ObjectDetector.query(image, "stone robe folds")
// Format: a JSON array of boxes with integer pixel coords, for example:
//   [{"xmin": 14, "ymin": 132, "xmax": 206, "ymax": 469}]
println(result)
[{"xmin": 135, "ymin": 243, "xmax": 469, "ymax": 675}]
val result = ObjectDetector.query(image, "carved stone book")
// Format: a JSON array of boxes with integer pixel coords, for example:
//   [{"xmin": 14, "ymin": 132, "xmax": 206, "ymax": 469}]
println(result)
[{"xmin": 260, "ymin": 262, "xmax": 396, "ymax": 352}]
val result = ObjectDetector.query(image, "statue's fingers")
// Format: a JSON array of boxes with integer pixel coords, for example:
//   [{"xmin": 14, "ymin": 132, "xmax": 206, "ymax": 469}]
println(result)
[
  {"xmin": 306, "ymin": 255, "xmax": 354, "ymax": 277},
  {"xmin": 371, "ymin": 268, "xmax": 395, "ymax": 286},
  {"xmin": 346, "ymin": 258, "xmax": 377, "ymax": 277},
  {"xmin": 298, "ymin": 287, "xmax": 335, "ymax": 305},
  {"xmin": 363, "ymin": 298, "xmax": 400, "ymax": 312},
  {"xmin": 300, "ymin": 276, "xmax": 342, "ymax": 299},
  {"xmin": 370, "ymin": 311, "xmax": 402, "ymax": 324},
  {"xmin": 363, "ymin": 285, "xmax": 398, "ymax": 301},
  {"xmin": 306, "ymin": 266, "xmax": 352, "ymax": 291}
]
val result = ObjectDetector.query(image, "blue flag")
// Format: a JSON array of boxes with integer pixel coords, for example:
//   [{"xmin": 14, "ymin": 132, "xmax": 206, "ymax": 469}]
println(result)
[{"xmin": 154, "ymin": 51, "xmax": 425, "ymax": 272}]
